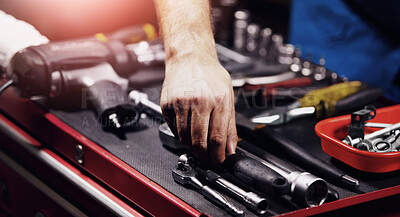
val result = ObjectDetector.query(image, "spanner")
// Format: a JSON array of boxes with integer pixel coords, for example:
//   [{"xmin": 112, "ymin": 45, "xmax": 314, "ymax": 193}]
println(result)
[
  {"xmin": 172, "ymin": 162, "xmax": 244, "ymax": 217},
  {"xmin": 178, "ymin": 154, "xmax": 268, "ymax": 215},
  {"xmin": 344, "ymin": 121, "xmax": 400, "ymax": 147},
  {"xmin": 371, "ymin": 130, "xmax": 400, "ymax": 153}
]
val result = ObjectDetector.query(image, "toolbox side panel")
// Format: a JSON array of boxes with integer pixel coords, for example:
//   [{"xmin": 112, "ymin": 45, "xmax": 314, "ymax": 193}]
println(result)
[
  {"xmin": 0, "ymin": 152, "xmax": 79, "ymax": 217},
  {"xmin": 0, "ymin": 83, "xmax": 200, "ymax": 217}
]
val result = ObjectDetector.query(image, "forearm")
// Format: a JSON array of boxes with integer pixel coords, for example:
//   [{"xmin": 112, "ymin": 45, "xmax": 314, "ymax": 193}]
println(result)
[
  {"xmin": 156, "ymin": 0, "xmax": 237, "ymax": 164},
  {"xmin": 154, "ymin": 0, "xmax": 218, "ymax": 64}
]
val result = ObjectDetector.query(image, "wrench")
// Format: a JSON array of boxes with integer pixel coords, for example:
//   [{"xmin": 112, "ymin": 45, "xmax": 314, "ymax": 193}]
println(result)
[
  {"xmin": 172, "ymin": 162, "xmax": 244, "ymax": 217},
  {"xmin": 178, "ymin": 154, "xmax": 268, "ymax": 215},
  {"xmin": 371, "ymin": 130, "xmax": 400, "ymax": 153},
  {"xmin": 344, "ymin": 121, "xmax": 400, "ymax": 147}
]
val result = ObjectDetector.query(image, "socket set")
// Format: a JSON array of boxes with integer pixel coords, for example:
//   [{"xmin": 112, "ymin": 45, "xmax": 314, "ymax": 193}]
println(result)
[
  {"xmin": 212, "ymin": 7, "xmax": 342, "ymax": 84},
  {"xmin": 315, "ymin": 104, "xmax": 400, "ymax": 173}
]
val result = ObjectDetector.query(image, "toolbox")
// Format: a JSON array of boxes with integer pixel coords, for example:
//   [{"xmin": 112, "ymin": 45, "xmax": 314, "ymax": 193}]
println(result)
[{"xmin": 1, "ymin": 76, "xmax": 400, "ymax": 217}]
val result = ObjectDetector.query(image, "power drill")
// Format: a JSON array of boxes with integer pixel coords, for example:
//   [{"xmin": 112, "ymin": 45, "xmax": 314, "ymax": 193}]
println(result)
[{"xmin": 6, "ymin": 25, "xmax": 165, "ymax": 132}]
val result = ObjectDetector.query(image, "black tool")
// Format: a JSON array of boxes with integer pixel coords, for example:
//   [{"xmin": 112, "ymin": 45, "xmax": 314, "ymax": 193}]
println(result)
[
  {"xmin": 158, "ymin": 123, "xmax": 292, "ymax": 195},
  {"xmin": 158, "ymin": 122, "xmax": 335, "ymax": 206},
  {"xmin": 348, "ymin": 105, "xmax": 376, "ymax": 140},
  {"xmin": 224, "ymin": 153, "xmax": 290, "ymax": 196},
  {"xmin": 236, "ymin": 134, "xmax": 338, "ymax": 204},
  {"xmin": 235, "ymin": 112, "xmax": 360, "ymax": 191},
  {"xmin": 7, "ymin": 27, "xmax": 163, "ymax": 132},
  {"xmin": 179, "ymin": 154, "xmax": 269, "ymax": 215}
]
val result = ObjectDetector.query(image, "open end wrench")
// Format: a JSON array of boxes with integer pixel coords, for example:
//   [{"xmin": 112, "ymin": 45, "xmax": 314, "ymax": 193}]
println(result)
[{"xmin": 172, "ymin": 162, "xmax": 244, "ymax": 217}]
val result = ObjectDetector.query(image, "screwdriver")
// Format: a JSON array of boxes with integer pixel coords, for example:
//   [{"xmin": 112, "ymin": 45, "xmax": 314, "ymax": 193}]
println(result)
[{"xmin": 252, "ymin": 82, "xmax": 383, "ymax": 125}]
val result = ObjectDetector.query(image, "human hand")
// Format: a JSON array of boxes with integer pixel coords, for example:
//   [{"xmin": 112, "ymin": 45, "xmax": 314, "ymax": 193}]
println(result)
[{"xmin": 160, "ymin": 55, "xmax": 237, "ymax": 164}]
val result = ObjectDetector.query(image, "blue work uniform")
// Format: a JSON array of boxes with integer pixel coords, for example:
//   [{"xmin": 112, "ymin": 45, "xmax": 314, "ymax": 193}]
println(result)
[{"xmin": 289, "ymin": 0, "xmax": 400, "ymax": 103}]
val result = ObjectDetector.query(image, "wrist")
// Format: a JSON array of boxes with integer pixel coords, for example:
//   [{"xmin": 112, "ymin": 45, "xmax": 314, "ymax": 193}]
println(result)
[{"xmin": 164, "ymin": 33, "xmax": 218, "ymax": 65}]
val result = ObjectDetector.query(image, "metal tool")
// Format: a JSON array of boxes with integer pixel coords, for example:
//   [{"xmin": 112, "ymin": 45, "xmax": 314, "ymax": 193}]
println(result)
[
  {"xmin": 314, "ymin": 57, "xmax": 327, "ymax": 81},
  {"xmin": 231, "ymin": 71, "xmax": 296, "ymax": 88},
  {"xmin": 158, "ymin": 122, "xmax": 290, "ymax": 193},
  {"xmin": 278, "ymin": 44, "xmax": 295, "ymax": 65},
  {"xmin": 258, "ymin": 28, "xmax": 272, "ymax": 58},
  {"xmin": 371, "ymin": 130, "xmax": 400, "ymax": 152},
  {"xmin": 129, "ymin": 90, "xmax": 164, "ymax": 121},
  {"xmin": 353, "ymin": 129, "xmax": 400, "ymax": 152},
  {"xmin": 235, "ymin": 112, "xmax": 360, "ymax": 191},
  {"xmin": 301, "ymin": 54, "xmax": 313, "ymax": 76},
  {"xmin": 241, "ymin": 77, "xmax": 313, "ymax": 105},
  {"xmin": 365, "ymin": 122, "xmax": 393, "ymax": 128},
  {"xmin": 290, "ymin": 48, "xmax": 302, "ymax": 73},
  {"xmin": 172, "ymin": 162, "xmax": 244, "ymax": 216},
  {"xmin": 266, "ymin": 34, "xmax": 284, "ymax": 65},
  {"xmin": 343, "ymin": 121, "xmax": 400, "ymax": 147},
  {"xmin": 158, "ymin": 122, "xmax": 333, "ymax": 206},
  {"xmin": 242, "ymin": 77, "xmax": 313, "ymax": 92},
  {"xmin": 179, "ymin": 155, "xmax": 268, "ymax": 214},
  {"xmin": 246, "ymin": 23, "xmax": 260, "ymax": 55},
  {"xmin": 251, "ymin": 82, "xmax": 384, "ymax": 125},
  {"xmin": 235, "ymin": 143, "xmax": 329, "ymax": 207},
  {"xmin": 233, "ymin": 10, "xmax": 250, "ymax": 52},
  {"xmin": 158, "ymin": 122, "xmax": 290, "ymax": 196},
  {"xmin": 216, "ymin": 43, "xmax": 252, "ymax": 64}
]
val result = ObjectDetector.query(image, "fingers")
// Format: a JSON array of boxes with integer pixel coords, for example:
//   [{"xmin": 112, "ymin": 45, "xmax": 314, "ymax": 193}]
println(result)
[
  {"xmin": 161, "ymin": 103, "xmax": 178, "ymax": 138},
  {"xmin": 161, "ymin": 89, "xmax": 236, "ymax": 165},
  {"xmin": 208, "ymin": 95, "xmax": 230, "ymax": 164},
  {"xmin": 226, "ymin": 109, "xmax": 238, "ymax": 155},
  {"xmin": 173, "ymin": 98, "xmax": 191, "ymax": 147},
  {"xmin": 191, "ymin": 97, "xmax": 211, "ymax": 160}
]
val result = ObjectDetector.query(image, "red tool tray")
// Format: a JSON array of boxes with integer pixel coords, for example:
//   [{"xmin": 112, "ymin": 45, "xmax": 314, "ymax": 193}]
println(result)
[{"xmin": 315, "ymin": 104, "xmax": 400, "ymax": 173}]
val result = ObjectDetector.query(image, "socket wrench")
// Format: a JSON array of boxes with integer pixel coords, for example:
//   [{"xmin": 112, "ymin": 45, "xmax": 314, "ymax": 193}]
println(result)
[
  {"xmin": 173, "ymin": 162, "xmax": 244, "ymax": 216},
  {"xmin": 179, "ymin": 154, "xmax": 268, "ymax": 215},
  {"xmin": 235, "ymin": 143, "xmax": 329, "ymax": 206}
]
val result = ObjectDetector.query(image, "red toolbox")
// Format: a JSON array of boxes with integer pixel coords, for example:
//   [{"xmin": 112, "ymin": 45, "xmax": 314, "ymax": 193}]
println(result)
[{"xmin": 1, "ymin": 79, "xmax": 400, "ymax": 217}]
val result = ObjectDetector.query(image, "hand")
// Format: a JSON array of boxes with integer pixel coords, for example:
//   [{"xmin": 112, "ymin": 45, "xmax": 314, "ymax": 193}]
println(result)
[{"xmin": 160, "ymin": 55, "xmax": 237, "ymax": 164}]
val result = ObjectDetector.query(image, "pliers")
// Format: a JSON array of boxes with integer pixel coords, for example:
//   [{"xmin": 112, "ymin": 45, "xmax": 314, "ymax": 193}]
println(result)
[{"xmin": 251, "ymin": 81, "xmax": 384, "ymax": 125}]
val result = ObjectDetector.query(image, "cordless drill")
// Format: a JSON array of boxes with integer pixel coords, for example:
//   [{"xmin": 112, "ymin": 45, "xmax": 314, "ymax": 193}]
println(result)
[{"xmin": 6, "ymin": 25, "xmax": 164, "ymax": 132}]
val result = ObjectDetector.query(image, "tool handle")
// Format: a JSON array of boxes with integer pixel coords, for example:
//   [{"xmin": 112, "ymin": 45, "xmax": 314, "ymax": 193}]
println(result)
[
  {"xmin": 88, "ymin": 81, "xmax": 140, "ymax": 130},
  {"xmin": 201, "ymin": 186, "xmax": 244, "ymax": 217},
  {"xmin": 253, "ymin": 126, "xmax": 359, "ymax": 190},
  {"xmin": 299, "ymin": 81, "xmax": 363, "ymax": 118},
  {"xmin": 237, "ymin": 125, "xmax": 359, "ymax": 190},
  {"xmin": 224, "ymin": 153, "xmax": 289, "ymax": 195},
  {"xmin": 335, "ymin": 87, "xmax": 383, "ymax": 114}
]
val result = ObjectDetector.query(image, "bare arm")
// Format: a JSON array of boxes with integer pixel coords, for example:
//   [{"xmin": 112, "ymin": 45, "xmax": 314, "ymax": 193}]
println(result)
[{"xmin": 154, "ymin": 0, "xmax": 237, "ymax": 164}]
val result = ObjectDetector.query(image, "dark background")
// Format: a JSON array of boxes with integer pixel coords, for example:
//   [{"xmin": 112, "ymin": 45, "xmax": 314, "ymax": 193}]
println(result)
[{"xmin": 0, "ymin": 0, "xmax": 290, "ymax": 41}]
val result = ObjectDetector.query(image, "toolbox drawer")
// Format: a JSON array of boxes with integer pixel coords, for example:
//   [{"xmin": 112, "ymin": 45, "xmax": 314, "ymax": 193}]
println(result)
[
  {"xmin": 1, "ymin": 80, "xmax": 400, "ymax": 216},
  {"xmin": 0, "ymin": 111, "xmax": 143, "ymax": 217}
]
